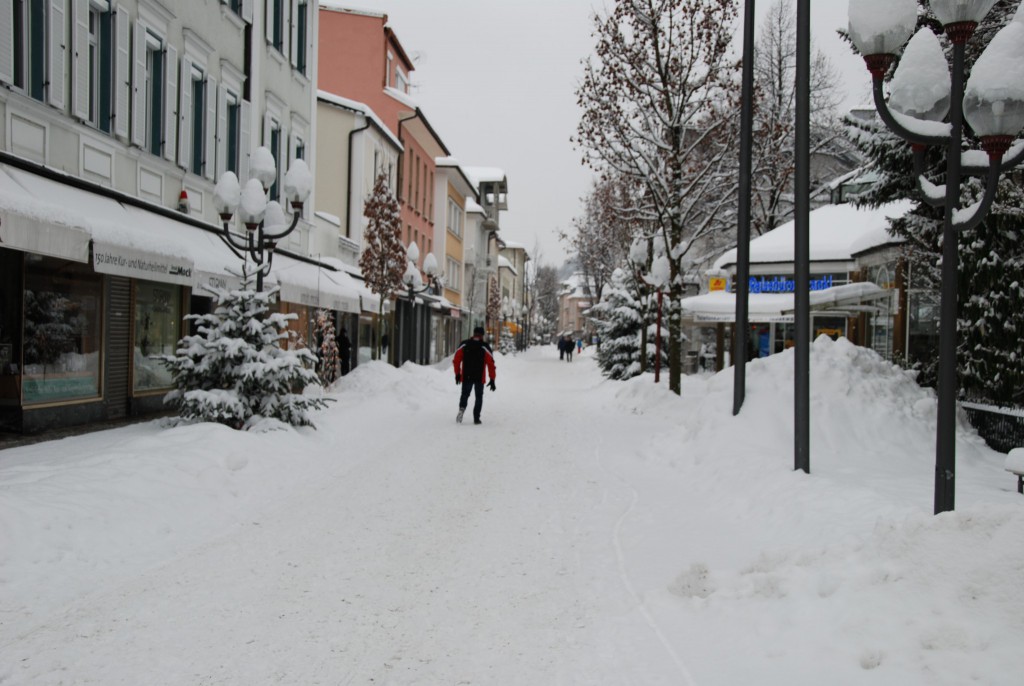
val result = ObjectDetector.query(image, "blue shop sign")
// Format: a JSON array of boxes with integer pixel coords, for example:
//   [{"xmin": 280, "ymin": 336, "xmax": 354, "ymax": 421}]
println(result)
[{"xmin": 749, "ymin": 275, "xmax": 833, "ymax": 293}]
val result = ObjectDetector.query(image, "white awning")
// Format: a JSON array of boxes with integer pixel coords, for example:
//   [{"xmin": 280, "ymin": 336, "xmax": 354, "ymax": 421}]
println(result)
[
  {"xmin": 0, "ymin": 163, "xmax": 245, "ymax": 289},
  {"xmin": 0, "ymin": 164, "xmax": 92, "ymax": 262},
  {"xmin": 270, "ymin": 253, "xmax": 361, "ymax": 314},
  {"xmin": 680, "ymin": 283, "xmax": 890, "ymax": 323}
]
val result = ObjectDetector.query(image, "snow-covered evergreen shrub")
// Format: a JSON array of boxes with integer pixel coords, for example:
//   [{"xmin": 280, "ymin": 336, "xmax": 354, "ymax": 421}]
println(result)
[
  {"xmin": 591, "ymin": 270, "xmax": 643, "ymax": 379},
  {"xmin": 159, "ymin": 281, "xmax": 329, "ymax": 429}
]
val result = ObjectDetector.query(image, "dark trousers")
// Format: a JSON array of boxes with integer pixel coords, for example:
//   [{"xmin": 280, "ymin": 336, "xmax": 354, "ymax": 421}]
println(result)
[{"xmin": 459, "ymin": 380, "xmax": 484, "ymax": 419}]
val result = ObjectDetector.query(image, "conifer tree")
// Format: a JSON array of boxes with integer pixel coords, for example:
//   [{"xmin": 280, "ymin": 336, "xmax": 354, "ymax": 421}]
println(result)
[
  {"xmin": 160, "ymin": 279, "xmax": 328, "ymax": 429},
  {"xmin": 590, "ymin": 269, "xmax": 644, "ymax": 379}
]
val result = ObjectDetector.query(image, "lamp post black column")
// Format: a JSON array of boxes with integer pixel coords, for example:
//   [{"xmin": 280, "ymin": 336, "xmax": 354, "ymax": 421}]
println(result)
[
  {"xmin": 794, "ymin": 0, "xmax": 811, "ymax": 474},
  {"xmin": 934, "ymin": 39, "xmax": 969, "ymax": 514},
  {"xmin": 733, "ymin": 0, "xmax": 755, "ymax": 416}
]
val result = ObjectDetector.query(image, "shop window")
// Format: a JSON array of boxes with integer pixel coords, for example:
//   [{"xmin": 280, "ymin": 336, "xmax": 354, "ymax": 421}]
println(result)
[
  {"xmin": 133, "ymin": 281, "xmax": 181, "ymax": 393},
  {"xmin": 0, "ymin": 250, "xmax": 24, "ymax": 405},
  {"xmin": 22, "ymin": 256, "xmax": 103, "ymax": 404}
]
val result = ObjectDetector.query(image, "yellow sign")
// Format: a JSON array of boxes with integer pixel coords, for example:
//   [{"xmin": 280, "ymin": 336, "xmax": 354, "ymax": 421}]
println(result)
[{"xmin": 709, "ymin": 277, "xmax": 727, "ymax": 292}]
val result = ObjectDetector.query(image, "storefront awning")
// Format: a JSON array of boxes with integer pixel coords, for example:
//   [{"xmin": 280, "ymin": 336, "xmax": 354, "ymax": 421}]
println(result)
[
  {"xmin": 271, "ymin": 253, "xmax": 361, "ymax": 314},
  {"xmin": 680, "ymin": 283, "xmax": 890, "ymax": 323},
  {"xmin": 0, "ymin": 162, "xmax": 246, "ymax": 289},
  {"xmin": 0, "ymin": 164, "xmax": 93, "ymax": 263}
]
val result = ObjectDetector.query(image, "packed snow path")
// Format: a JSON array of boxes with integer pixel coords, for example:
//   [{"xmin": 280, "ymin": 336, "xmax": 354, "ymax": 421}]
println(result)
[
  {"xmin": 2, "ymin": 341, "xmax": 1023, "ymax": 684},
  {"xmin": 2, "ymin": 350, "xmax": 693, "ymax": 684}
]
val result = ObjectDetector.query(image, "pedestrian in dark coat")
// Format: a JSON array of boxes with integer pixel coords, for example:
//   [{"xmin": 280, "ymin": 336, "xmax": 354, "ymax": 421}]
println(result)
[
  {"xmin": 339, "ymin": 328, "xmax": 352, "ymax": 376},
  {"xmin": 453, "ymin": 326, "xmax": 497, "ymax": 425}
]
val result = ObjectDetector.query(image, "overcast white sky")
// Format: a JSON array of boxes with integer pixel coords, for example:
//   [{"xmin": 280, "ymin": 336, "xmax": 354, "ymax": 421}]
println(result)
[{"xmin": 344, "ymin": 1, "xmax": 870, "ymax": 268}]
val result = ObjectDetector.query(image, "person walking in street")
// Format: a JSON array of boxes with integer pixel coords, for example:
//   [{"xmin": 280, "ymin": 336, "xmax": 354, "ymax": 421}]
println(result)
[
  {"xmin": 558, "ymin": 335, "xmax": 566, "ymax": 361},
  {"xmin": 565, "ymin": 335, "xmax": 574, "ymax": 362},
  {"xmin": 339, "ymin": 328, "xmax": 352, "ymax": 376},
  {"xmin": 453, "ymin": 326, "xmax": 497, "ymax": 425}
]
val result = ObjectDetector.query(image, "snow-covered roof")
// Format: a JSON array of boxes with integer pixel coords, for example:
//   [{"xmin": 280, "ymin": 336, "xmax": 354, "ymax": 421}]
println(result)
[
  {"xmin": 497, "ymin": 255, "xmax": 517, "ymax": 275},
  {"xmin": 463, "ymin": 166, "xmax": 507, "ymax": 187},
  {"xmin": 318, "ymin": 2, "xmax": 385, "ymax": 19},
  {"xmin": 318, "ymin": 90, "xmax": 403, "ymax": 150},
  {"xmin": 464, "ymin": 198, "xmax": 485, "ymax": 215},
  {"xmin": 714, "ymin": 200, "xmax": 913, "ymax": 270}
]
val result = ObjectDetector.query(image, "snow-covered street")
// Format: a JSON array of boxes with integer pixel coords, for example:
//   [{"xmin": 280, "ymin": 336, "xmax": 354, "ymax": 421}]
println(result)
[{"xmin": 2, "ymin": 341, "xmax": 1023, "ymax": 685}]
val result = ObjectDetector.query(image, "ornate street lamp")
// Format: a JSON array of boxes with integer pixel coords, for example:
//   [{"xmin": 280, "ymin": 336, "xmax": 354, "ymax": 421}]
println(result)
[
  {"xmin": 213, "ymin": 147, "xmax": 312, "ymax": 292},
  {"xmin": 849, "ymin": 0, "xmax": 1024, "ymax": 513},
  {"xmin": 403, "ymin": 242, "xmax": 442, "ymax": 296}
]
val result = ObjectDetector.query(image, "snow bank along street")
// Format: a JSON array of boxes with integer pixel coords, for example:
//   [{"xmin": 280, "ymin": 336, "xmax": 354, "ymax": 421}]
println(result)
[{"xmin": 2, "ymin": 339, "xmax": 1023, "ymax": 684}]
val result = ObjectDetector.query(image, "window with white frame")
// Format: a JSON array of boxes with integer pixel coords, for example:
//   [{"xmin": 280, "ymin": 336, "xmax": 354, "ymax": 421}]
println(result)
[
  {"xmin": 76, "ymin": 1, "xmax": 116, "ymax": 130},
  {"xmin": 179, "ymin": 31, "xmax": 217, "ymax": 178},
  {"xmin": 386, "ymin": 51, "xmax": 393, "ymax": 88},
  {"xmin": 217, "ymin": 61, "xmax": 246, "ymax": 180},
  {"xmin": 293, "ymin": 0, "xmax": 307, "ymax": 75},
  {"xmin": 143, "ymin": 32, "xmax": 165, "ymax": 155},
  {"xmin": 189, "ymin": 65, "xmax": 206, "ymax": 175},
  {"xmin": 131, "ymin": 3, "xmax": 176, "ymax": 161},
  {"xmin": 395, "ymin": 68, "xmax": 408, "ymax": 94},
  {"xmin": 269, "ymin": 119, "xmax": 281, "ymax": 199},
  {"xmin": 267, "ymin": 0, "xmax": 284, "ymax": 52},
  {"xmin": 263, "ymin": 93, "xmax": 285, "ymax": 198},
  {"xmin": 446, "ymin": 197, "xmax": 463, "ymax": 238},
  {"xmin": 446, "ymin": 256, "xmax": 461, "ymax": 292},
  {"xmin": 7, "ymin": 0, "xmax": 49, "ymax": 103}
]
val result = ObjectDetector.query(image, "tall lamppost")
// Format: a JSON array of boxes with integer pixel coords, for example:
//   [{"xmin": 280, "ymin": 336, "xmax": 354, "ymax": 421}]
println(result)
[
  {"xmin": 213, "ymin": 147, "xmax": 312, "ymax": 292},
  {"xmin": 849, "ymin": 0, "xmax": 1024, "ymax": 513}
]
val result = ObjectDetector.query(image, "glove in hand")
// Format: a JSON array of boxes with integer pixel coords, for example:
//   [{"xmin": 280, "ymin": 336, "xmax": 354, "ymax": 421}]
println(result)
[
  {"xmin": 488, "ymin": 380, "xmax": 496, "ymax": 392},
  {"xmin": 455, "ymin": 374, "xmax": 461, "ymax": 384}
]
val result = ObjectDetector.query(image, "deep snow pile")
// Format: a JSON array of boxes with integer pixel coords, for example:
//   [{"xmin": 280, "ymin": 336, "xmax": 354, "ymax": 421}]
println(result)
[
  {"xmin": 606, "ymin": 337, "xmax": 1024, "ymax": 683},
  {"xmin": 1, "ymin": 338, "xmax": 1022, "ymax": 684}
]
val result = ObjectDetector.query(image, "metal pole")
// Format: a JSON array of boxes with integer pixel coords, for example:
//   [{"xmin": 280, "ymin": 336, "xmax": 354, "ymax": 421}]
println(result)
[
  {"xmin": 655, "ymin": 290, "xmax": 663, "ymax": 383},
  {"xmin": 794, "ymin": 0, "xmax": 810, "ymax": 474},
  {"xmin": 733, "ymin": 0, "xmax": 755, "ymax": 416},
  {"xmin": 935, "ymin": 41, "xmax": 967, "ymax": 514}
]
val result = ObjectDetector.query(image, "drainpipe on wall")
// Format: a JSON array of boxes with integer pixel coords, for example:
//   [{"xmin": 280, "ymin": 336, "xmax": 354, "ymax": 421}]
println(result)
[{"xmin": 345, "ymin": 116, "xmax": 371, "ymax": 240}]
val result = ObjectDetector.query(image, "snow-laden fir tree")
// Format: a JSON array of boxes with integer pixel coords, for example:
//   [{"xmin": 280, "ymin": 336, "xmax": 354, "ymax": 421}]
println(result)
[
  {"xmin": 844, "ymin": 0, "xmax": 1024, "ymax": 405},
  {"xmin": 315, "ymin": 308, "xmax": 339, "ymax": 385},
  {"xmin": 359, "ymin": 170, "xmax": 405, "ymax": 361},
  {"xmin": 160, "ymin": 278, "xmax": 328, "ymax": 429},
  {"xmin": 590, "ymin": 269, "xmax": 644, "ymax": 379}
]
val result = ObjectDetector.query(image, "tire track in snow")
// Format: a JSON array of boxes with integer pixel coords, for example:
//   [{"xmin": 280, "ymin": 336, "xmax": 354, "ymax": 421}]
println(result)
[{"xmin": 598, "ymin": 444, "xmax": 699, "ymax": 686}]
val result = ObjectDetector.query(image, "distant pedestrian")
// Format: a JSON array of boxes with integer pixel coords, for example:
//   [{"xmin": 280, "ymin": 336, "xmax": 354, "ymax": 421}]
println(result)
[
  {"xmin": 576, "ymin": 338, "xmax": 583, "ymax": 355},
  {"xmin": 453, "ymin": 326, "xmax": 497, "ymax": 425},
  {"xmin": 565, "ymin": 336, "xmax": 574, "ymax": 362},
  {"xmin": 558, "ymin": 336, "xmax": 566, "ymax": 360},
  {"xmin": 339, "ymin": 328, "xmax": 352, "ymax": 376}
]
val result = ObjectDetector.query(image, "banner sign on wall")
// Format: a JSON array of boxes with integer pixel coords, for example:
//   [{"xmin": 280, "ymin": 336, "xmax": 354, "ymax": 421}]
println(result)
[{"xmin": 92, "ymin": 241, "xmax": 194, "ymax": 286}]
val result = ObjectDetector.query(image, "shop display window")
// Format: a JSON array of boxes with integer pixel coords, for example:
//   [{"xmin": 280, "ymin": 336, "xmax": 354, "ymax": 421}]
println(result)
[
  {"xmin": 133, "ymin": 281, "xmax": 182, "ymax": 393},
  {"xmin": 22, "ymin": 256, "xmax": 103, "ymax": 404}
]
